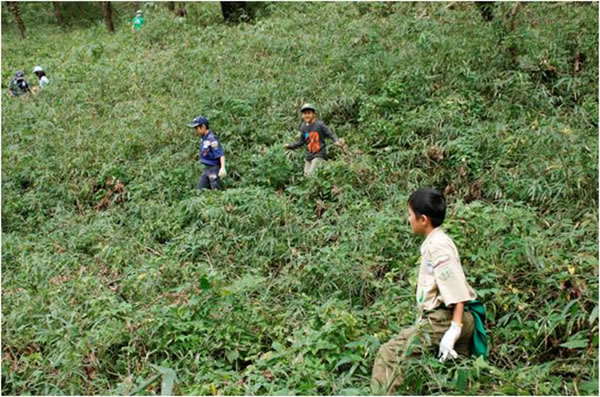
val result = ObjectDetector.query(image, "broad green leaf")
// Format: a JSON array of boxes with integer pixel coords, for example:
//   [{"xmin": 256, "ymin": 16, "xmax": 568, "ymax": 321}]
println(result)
[
  {"xmin": 589, "ymin": 305, "xmax": 598, "ymax": 325},
  {"xmin": 579, "ymin": 379, "xmax": 599, "ymax": 395},
  {"xmin": 334, "ymin": 354, "xmax": 362, "ymax": 369},
  {"xmin": 272, "ymin": 341, "xmax": 284, "ymax": 352},
  {"xmin": 199, "ymin": 277, "xmax": 211, "ymax": 290},
  {"xmin": 158, "ymin": 367, "xmax": 176, "ymax": 396},
  {"xmin": 456, "ymin": 368, "xmax": 467, "ymax": 392},
  {"xmin": 339, "ymin": 388, "xmax": 362, "ymax": 395},
  {"xmin": 560, "ymin": 298, "xmax": 579, "ymax": 319},
  {"xmin": 226, "ymin": 350, "xmax": 239, "ymax": 363},
  {"xmin": 559, "ymin": 338, "xmax": 588, "ymax": 349}
]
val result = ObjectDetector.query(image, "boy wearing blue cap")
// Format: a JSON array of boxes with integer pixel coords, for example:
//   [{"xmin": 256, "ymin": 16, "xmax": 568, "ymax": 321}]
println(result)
[
  {"xmin": 188, "ymin": 116, "xmax": 227, "ymax": 190},
  {"xmin": 9, "ymin": 71, "xmax": 31, "ymax": 97}
]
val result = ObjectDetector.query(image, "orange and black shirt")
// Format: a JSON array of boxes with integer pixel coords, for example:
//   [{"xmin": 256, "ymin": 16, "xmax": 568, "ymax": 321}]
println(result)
[{"xmin": 287, "ymin": 120, "xmax": 339, "ymax": 161}]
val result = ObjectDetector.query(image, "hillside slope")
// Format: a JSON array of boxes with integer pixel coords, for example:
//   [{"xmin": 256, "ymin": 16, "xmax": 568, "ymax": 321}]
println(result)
[{"xmin": 2, "ymin": 2, "xmax": 598, "ymax": 395}]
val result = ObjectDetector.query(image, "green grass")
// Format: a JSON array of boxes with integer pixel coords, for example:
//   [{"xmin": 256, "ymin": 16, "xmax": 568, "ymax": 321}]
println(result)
[{"xmin": 2, "ymin": 2, "xmax": 598, "ymax": 395}]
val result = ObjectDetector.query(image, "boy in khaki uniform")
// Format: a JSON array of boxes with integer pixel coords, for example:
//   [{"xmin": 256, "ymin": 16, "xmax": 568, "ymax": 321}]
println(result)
[{"xmin": 371, "ymin": 187, "xmax": 477, "ymax": 395}]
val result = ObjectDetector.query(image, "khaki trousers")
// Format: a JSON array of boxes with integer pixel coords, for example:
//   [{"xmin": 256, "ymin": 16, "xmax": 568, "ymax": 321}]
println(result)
[
  {"xmin": 371, "ymin": 309, "xmax": 474, "ymax": 395},
  {"xmin": 303, "ymin": 157, "xmax": 324, "ymax": 177}
]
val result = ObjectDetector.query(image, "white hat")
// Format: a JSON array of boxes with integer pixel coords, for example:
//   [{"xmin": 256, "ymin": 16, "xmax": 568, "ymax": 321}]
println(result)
[{"xmin": 33, "ymin": 66, "xmax": 44, "ymax": 73}]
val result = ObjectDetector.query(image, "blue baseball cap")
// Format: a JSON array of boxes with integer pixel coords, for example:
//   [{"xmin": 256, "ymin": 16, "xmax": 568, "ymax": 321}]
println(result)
[
  {"xmin": 187, "ymin": 116, "xmax": 209, "ymax": 128},
  {"xmin": 15, "ymin": 71, "xmax": 25, "ymax": 79}
]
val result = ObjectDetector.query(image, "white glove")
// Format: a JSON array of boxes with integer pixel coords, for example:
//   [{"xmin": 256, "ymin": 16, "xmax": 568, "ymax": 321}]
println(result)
[
  {"xmin": 218, "ymin": 168, "xmax": 227, "ymax": 178},
  {"xmin": 438, "ymin": 321, "xmax": 462, "ymax": 362}
]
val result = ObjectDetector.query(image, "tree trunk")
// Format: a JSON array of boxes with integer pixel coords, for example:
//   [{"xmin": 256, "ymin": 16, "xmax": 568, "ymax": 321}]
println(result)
[
  {"xmin": 504, "ymin": 2, "xmax": 521, "ymax": 66},
  {"xmin": 167, "ymin": 2, "xmax": 175, "ymax": 13},
  {"xmin": 7, "ymin": 2, "xmax": 26, "ymax": 39},
  {"xmin": 53, "ymin": 2, "xmax": 65, "ymax": 28},
  {"xmin": 101, "ymin": 2, "xmax": 115, "ymax": 33},
  {"xmin": 220, "ymin": 2, "xmax": 249, "ymax": 23}
]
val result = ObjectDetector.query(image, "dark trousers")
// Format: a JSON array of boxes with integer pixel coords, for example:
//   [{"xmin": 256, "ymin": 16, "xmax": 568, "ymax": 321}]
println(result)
[{"xmin": 197, "ymin": 164, "xmax": 221, "ymax": 190}]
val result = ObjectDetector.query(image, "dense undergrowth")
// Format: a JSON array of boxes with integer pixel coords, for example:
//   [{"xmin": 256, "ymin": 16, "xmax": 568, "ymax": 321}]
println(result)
[{"xmin": 2, "ymin": 2, "xmax": 598, "ymax": 395}]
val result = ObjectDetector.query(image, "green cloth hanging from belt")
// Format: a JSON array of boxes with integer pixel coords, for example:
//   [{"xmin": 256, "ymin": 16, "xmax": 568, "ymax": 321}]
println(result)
[{"xmin": 465, "ymin": 300, "xmax": 488, "ymax": 358}]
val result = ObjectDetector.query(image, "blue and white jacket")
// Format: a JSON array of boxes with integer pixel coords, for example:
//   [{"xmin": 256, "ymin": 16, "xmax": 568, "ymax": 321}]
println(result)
[{"xmin": 200, "ymin": 130, "xmax": 224, "ymax": 166}]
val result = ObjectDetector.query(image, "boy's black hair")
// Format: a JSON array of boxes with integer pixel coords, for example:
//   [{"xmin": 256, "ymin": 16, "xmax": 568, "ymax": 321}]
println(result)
[{"xmin": 408, "ymin": 187, "xmax": 446, "ymax": 227}]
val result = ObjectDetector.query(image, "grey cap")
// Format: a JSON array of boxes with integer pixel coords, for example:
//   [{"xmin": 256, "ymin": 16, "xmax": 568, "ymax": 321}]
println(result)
[{"xmin": 300, "ymin": 103, "xmax": 316, "ymax": 113}]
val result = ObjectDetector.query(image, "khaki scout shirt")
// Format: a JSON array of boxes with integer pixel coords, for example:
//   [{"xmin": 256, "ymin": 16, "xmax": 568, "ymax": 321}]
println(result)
[{"xmin": 416, "ymin": 227, "xmax": 476, "ymax": 311}]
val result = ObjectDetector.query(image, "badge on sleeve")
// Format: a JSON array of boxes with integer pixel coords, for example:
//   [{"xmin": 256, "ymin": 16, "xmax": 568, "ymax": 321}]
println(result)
[
  {"xmin": 433, "ymin": 255, "xmax": 452, "ymax": 281},
  {"xmin": 437, "ymin": 267, "xmax": 453, "ymax": 281},
  {"xmin": 210, "ymin": 141, "xmax": 219, "ymax": 149}
]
